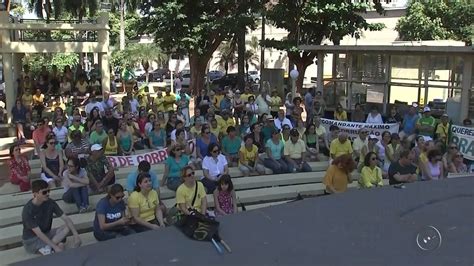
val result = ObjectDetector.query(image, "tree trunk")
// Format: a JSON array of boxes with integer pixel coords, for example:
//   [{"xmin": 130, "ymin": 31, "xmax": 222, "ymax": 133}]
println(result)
[
  {"xmin": 237, "ymin": 28, "xmax": 246, "ymax": 90},
  {"xmin": 289, "ymin": 52, "xmax": 315, "ymax": 95},
  {"xmin": 332, "ymin": 39, "xmax": 340, "ymax": 107},
  {"xmin": 6, "ymin": 0, "xmax": 11, "ymax": 12},
  {"xmin": 189, "ymin": 53, "xmax": 211, "ymax": 96},
  {"xmin": 119, "ymin": 0, "xmax": 125, "ymax": 50}
]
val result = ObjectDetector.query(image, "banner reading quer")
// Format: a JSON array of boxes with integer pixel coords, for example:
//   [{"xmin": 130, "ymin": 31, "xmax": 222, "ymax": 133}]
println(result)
[
  {"xmin": 450, "ymin": 125, "xmax": 474, "ymax": 160},
  {"xmin": 106, "ymin": 139, "xmax": 196, "ymax": 168},
  {"xmin": 320, "ymin": 118, "xmax": 399, "ymax": 140}
]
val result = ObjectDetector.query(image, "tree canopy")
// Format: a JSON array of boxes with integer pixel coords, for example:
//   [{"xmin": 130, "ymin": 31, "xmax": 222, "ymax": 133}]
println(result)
[
  {"xmin": 263, "ymin": 0, "xmax": 385, "ymax": 90},
  {"xmin": 139, "ymin": 0, "xmax": 264, "ymax": 94},
  {"xmin": 396, "ymin": 0, "xmax": 473, "ymax": 45}
]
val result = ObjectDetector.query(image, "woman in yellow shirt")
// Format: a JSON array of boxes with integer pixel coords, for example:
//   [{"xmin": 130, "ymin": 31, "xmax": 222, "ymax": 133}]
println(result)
[
  {"xmin": 128, "ymin": 173, "xmax": 165, "ymax": 232},
  {"xmin": 334, "ymin": 104, "xmax": 348, "ymax": 121},
  {"xmin": 102, "ymin": 128, "xmax": 118, "ymax": 155},
  {"xmin": 359, "ymin": 152, "xmax": 383, "ymax": 188},
  {"xmin": 239, "ymin": 135, "xmax": 266, "ymax": 176},
  {"xmin": 323, "ymin": 154, "xmax": 356, "ymax": 194},
  {"xmin": 176, "ymin": 166, "xmax": 207, "ymax": 215}
]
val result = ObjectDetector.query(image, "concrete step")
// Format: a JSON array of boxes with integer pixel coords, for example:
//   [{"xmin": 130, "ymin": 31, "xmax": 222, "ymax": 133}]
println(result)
[{"xmin": 0, "ymin": 181, "xmax": 336, "ymax": 248}]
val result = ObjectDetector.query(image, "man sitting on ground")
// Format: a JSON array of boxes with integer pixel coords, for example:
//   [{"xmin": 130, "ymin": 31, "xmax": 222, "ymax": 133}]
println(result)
[
  {"xmin": 388, "ymin": 149, "xmax": 418, "ymax": 185},
  {"xmin": 22, "ymin": 180, "xmax": 81, "ymax": 255}
]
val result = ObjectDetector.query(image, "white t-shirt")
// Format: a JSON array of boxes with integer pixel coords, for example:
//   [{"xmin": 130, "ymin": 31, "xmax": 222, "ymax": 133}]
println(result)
[
  {"xmin": 170, "ymin": 129, "xmax": 189, "ymax": 142},
  {"xmin": 85, "ymin": 101, "xmax": 104, "ymax": 115},
  {"xmin": 129, "ymin": 99, "xmax": 139, "ymax": 114},
  {"xmin": 366, "ymin": 113, "xmax": 383, "ymax": 124},
  {"xmin": 62, "ymin": 168, "xmax": 87, "ymax": 192},
  {"xmin": 255, "ymin": 95, "xmax": 270, "ymax": 115},
  {"xmin": 202, "ymin": 154, "xmax": 228, "ymax": 181},
  {"xmin": 53, "ymin": 126, "xmax": 68, "ymax": 143},
  {"xmin": 274, "ymin": 118, "xmax": 293, "ymax": 130}
]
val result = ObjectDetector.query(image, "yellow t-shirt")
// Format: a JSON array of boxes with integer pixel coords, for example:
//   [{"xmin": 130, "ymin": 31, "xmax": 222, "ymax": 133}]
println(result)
[
  {"xmin": 241, "ymin": 93, "xmax": 254, "ymax": 103},
  {"xmin": 323, "ymin": 164, "xmax": 349, "ymax": 192},
  {"xmin": 128, "ymin": 190, "xmax": 159, "ymax": 222},
  {"xmin": 334, "ymin": 111, "xmax": 348, "ymax": 121},
  {"xmin": 239, "ymin": 144, "xmax": 258, "ymax": 165},
  {"xmin": 32, "ymin": 94, "xmax": 44, "ymax": 105},
  {"xmin": 435, "ymin": 123, "xmax": 449, "ymax": 141},
  {"xmin": 163, "ymin": 94, "xmax": 176, "ymax": 112},
  {"xmin": 154, "ymin": 97, "xmax": 165, "ymax": 112},
  {"xmin": 75, "ymin": 81, "xmax": 88, "ymax": 94},
  {"xmin": 270, "ymin": 96, "xmax": 282, "ymax": 112},
  {"xmin": 359, "ymin": 166, "xmax": 383, "ymax": 188},
  {"xmin": 22, "ymin": 94, "xmax": 33, "ymax": 107},
  {"xmin": 330, "ymin": 139, "xmax": 353, "ymax": 158},
  {"xmin": 284, "ymin": 139, "xmax": 306, "ymax": 159},
  {"xmin": 217, "ymin": 116, "xmax": 235, "ymax": 135},
  {"xmin": 210, "ymin": 125, "xmax": 221, "ymax": 138},
  {"xmin": 176, "ymin": 181, "xmax": 207, "ymax": 213}
]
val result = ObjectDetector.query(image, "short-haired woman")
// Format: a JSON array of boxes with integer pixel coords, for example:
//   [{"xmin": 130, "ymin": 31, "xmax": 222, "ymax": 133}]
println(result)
[
  {"xmin": 128, "ymin": 173, "xmax": 165, "ymax": 232},
  {"xmin": 176, "ymin": 166, "xmax": 208, "ymax": 215},
  {"xmin": 239, "ymin": 135, "xmax": 265, "ymax": 177},
  {"xmin": 323, "ymin": 154, "xmax": 356, "ymax": 194},
  {"xmin": 93, "ymin": 184, "xmax": 135, "ymax": 241},
  {"xmin": 62, "ymin": 158, "xmax": 90, "ymax": 213},
  {"xmin": 421, "ymin": 149, "xmax": 444, "ymax": 181},
  {"xmin": 359, "ymin": 152, "xmax": 383, "ymax": 189}
]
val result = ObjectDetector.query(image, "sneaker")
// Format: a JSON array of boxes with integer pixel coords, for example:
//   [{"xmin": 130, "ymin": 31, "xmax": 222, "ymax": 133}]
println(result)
[
  {"xmin": 79, "ymin": 207, "xmax": 86, "ymax": 213},
  {"xmin": 38, "ymin": 245, "xmax": 52, "ymax": 255}
]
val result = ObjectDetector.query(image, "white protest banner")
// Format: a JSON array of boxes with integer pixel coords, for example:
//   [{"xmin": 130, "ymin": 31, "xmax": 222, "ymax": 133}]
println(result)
[
  {"xmin": 450, "ymin": 125, "xmax": 474, "ymax": 160},
  {"xmin": 107, "ymin": 139, "xmax": 196, "ymax": 168},
  {"xmin": 320, "ymin": 118, "xmax": 399, "ymax": 140}
]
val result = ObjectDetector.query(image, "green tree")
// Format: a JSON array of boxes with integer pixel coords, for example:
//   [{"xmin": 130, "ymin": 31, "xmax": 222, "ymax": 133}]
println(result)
[
  {"xmin": 139, "ymin": 0, "xmax": 263, "ymax": 94},
  {"xmin": 263, "ymin": 0, "xmax": 384, "ymax": 92},
  {"xmin": 63, "ymin": 0, "xmax": 98, "ymax": 22},
  {"xmin": 214, "ymin": 41, "xmax": 238, "ymax": 75},
  {"xmin": 108, "ymin": 0, "xmax": 142, "ymax": 50},
  {"xmin": 27, "ymin": 0, "xmax": 62, "ymax": 21},
  {"xmin": 128, "ymin": 43, "xmax": 168, "ymax": 83},
  {"xmin": 245, "ymin": 35, "xmax": 260, "ymax": 71},
  {"xmin": 396, "ymin": 0, "xmax": 473, "ymax": 45},
  {"xmin": 108, "ymin": 12, "xmax": 140, "ymax": 47}
]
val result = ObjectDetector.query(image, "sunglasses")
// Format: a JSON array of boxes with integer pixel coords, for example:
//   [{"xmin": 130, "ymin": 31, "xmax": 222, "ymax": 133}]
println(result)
[
  {"xmin": 212, "ymin": 149, "xmax": 219, "ymax": 153},
  {"xmin": 114, "ymin": 195, "xmax": 124, "ymax": 200},
  {"xmin": 48, "ymin": 141, "xmax": 58, "ymax": 145},
  {"xmin": 41, "ymin": 189, "xmax": 50, "ymax": 195},
  {"xmin": 371, "ymin": 157, "xmax": 378, "ymax": 161},
  {"xmin": 449, "ymin": 146, "xmax": 457, "ymax": 149},
  {"xmin": 186, "ymin": 171, "xmax": 195, "ymax": 177}
]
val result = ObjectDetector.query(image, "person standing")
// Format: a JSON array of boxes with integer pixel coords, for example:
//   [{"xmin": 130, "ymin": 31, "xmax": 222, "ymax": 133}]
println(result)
[
  {"xmin": 304, "ymin": 87, "xmax": 314, "ymax": 124},
  {"xmin": 22, "ymin": 180, "xmax": 81, "ymax": 255}
]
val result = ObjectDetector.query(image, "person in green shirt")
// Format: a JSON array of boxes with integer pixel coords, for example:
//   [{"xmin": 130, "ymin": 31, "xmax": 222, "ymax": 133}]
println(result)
[
  {"xmin": 89, "ymin": 121, "xmax": 107, "ymax": 145},
  {"xmin": 262, "ymin": 114, "xmax": 276, "ymax": 143},
  {"xmin": 416, "ymin": 107, "xmax": 436, "ymax": 138},
  {"xmin": 221, "ymin": 126, "xmax": 242, "ymax": 167}
]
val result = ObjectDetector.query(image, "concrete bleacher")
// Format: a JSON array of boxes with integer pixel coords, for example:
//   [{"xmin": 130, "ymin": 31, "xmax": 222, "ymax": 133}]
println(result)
[{"xmin": 0, "ymin": 157, "xmax": 376, "ymax": 265}]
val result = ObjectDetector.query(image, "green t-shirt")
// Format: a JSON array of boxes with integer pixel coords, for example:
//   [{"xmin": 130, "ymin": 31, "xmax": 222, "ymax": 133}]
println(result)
[
  {"xmin": 417, "ymin": 116, "xmax": 436, "ymax": 137},
  {"xmin": 265, "ymin": 139, "xmax": 284, "ymax": 160},
  {"xmin": 222, "ymin": 136, "xmax": 242, "ymax": 155},
  {"xmin": 262, "ymin": 125, "xmax": 274, "ymax": 143},
  {"xmin": 89, "ymin": 131, "xmax": 107, "ymax": 145}
]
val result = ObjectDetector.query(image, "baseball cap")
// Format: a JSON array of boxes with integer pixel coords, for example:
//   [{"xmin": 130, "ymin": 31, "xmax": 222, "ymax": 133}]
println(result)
[
  {"xmin": 91, "ymin": 144, "xmax": 103, "ymax": 152},
  {"xmin": 412, "ymin": 102, "xmax": 419, "ymax": 108},
  {"xmin": 441, "ymin": 113, "xmax": 449, "ymax": 117},
  {"xmin": 290, "ymin": 128, "xmax": 299, "ymax": 137},
  {"xmin": 266, "ymin": 114, "xmax": 274, "ymax": 120},
  {"xmin": 423, "ymin": 106, "xmax": 431, "ymax": 112}
]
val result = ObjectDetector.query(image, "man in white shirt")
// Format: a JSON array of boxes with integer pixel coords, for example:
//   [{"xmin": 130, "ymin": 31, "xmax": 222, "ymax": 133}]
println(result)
[
  {"xmin": 274, "ymin": 109, "xmax": 293, "ymax": 130},
  {"xmin": 255, "ymin": 91, "xmax": 271, "ymax": 115},
  {"xmin": 84, "ymin": 93, "xmax": 104, "ymax": 116},
  {"xmin": 352, "ymin": 128, "xmax": 369, "ymax": 161}
]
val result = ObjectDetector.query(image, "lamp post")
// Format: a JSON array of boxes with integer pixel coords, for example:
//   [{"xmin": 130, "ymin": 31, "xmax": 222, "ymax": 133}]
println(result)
[{"xmin": 290, "ymin": 68, "xmax": 299, "ymax": 100}]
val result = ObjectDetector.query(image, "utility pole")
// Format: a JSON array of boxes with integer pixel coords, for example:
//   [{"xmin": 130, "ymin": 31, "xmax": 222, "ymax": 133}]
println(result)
[
  {"xmin": 119, "ymin": 0, "xmax": 125, "ymax": 50},
  {"xmin": 260, "ymin": 8, "xmax": 265, "ymax": 90}
]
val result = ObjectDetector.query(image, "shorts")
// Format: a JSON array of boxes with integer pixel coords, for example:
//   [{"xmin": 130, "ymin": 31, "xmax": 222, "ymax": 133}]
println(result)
[
  {"xmin": 23, "ymin": 228, "xmax": 58, "ymax": 254},
  {"xmin": 40, "ymin": 173, "xmax": 56, "ymax": 183}
]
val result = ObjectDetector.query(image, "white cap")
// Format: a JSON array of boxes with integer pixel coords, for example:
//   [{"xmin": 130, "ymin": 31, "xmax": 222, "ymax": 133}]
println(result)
[
  {"xmin": 423, "ymin": 106, "xmax": 431, "ymax": 112},
  {"xmin": 91, "ymin": 144, "xmax": 103, "ymax": 151}
]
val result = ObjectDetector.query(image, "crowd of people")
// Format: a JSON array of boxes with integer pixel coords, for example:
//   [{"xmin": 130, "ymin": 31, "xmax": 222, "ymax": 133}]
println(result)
[{"xmin": 6, "ymin": 63, "xmax": 472, "ymax": 256}]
